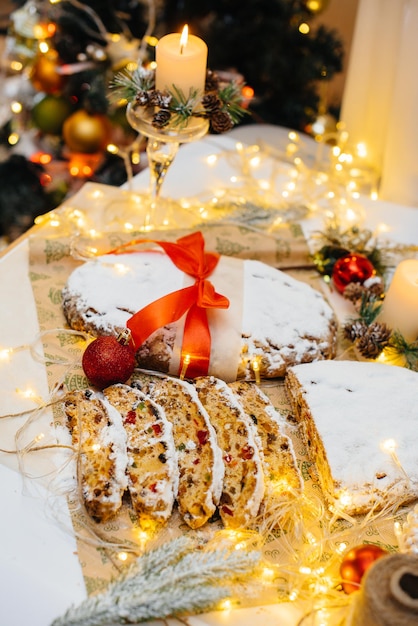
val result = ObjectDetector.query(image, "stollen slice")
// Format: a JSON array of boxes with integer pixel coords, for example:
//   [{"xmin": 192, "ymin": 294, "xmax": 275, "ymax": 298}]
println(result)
[
  {"xmin": 194, "ymin": 376, "xmax": 265, "ymax": 528},
  {"xmin": 103, "ymin": 383, "xmax": 178, "ymax": 525},
  {"xmin": 134, "ymin": 375, "xmax": 224, "ymax": 529},
  {"xmin": 229, "ymin": 380, "xmax": 302, "ymax": 498},
  {"xmin": 63, "ymin": 389, "xmax": 128, "ymax": 523}
]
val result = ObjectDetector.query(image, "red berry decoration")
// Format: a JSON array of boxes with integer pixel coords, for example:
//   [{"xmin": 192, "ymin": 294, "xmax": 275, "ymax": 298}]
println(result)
[
  {"xmin": 340, "ymin": 544, "xmax": 388, "ymax": 594},
  {"xmin": 82, "ymin": 330, "xmax": 136, "ymax": 389},
  {"xmin": 332, "ymin": 253, "xmax": 375, "ymax": 294}
]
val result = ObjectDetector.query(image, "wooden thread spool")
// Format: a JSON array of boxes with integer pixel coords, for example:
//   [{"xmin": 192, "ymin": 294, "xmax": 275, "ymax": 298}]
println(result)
[{"xmin": 347, "ymin": 553, "xmax": 418, "ymax": 626}]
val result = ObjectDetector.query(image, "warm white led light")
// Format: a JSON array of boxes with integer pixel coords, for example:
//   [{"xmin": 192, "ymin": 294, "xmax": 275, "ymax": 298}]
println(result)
[{"xmin": 381, "ymin": 438, "xmax": 397, "ymax": 453}]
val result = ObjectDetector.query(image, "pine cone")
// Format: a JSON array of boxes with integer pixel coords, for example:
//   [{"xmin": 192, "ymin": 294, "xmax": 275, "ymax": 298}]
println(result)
[
  {"xmin": 343, "ymin": 320, "xmax": 368, "ymax": 342},
  {"xmin": 343, "ymin": 282, "xmax": 365, "ymax": 303},
  {"xmin": 364, "ymin": 277, "xmax": 385, "ymax": 298},
  {"xmin": 356, "ymin": 321, "xmax": 391, "ymax": 359},
  {"xmin": 202, "ymin": 93, "xmax": 222, "ymax": 113},
  {"xmin": 210, "ymin": 110, "xmax": 234, "ymax": 133},
  {"xmin": 205, "ymin": 70, "xmax": 220, "ymax": 92},
  {"xmin": 148, "ymin": 89, "xmax": 172, "ymax": 109},
  {"xmin": 135, "ymin": 90, "xmax": 150, "ymax": 106},
  {"xmin": 152, "ymin": 109, "xmax": 171, "ymax": 128}
]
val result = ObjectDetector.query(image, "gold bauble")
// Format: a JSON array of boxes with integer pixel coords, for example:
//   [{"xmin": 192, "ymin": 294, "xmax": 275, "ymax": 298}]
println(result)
[
  {"xmin": 30, "ymin": 50, "xmax": 65, "ymax": 95},
  {"xmin": 63, "ymin": 109, "xmax": 111, "ymax": 154}
]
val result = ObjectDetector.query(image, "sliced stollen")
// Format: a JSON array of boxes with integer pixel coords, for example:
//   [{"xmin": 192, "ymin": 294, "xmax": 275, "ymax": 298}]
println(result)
[
  {"xmin": 133, "ymin": 375, "xmax": 224, "ymax": 530},
  {"xmin": 285, "ymin": 360, "xmax": 418, "ymax": 516},
  {"xmin": 103, "ymin": 383, "xmax": 178, "ymax": 525},
  {"xmin": 63, "ymin": 389, "xmax": 128, "ymax": 523},
  {"xmin": 194, "ymin": 376, "xmax": 265, "ymax": 528},
  {"xmin": 229, "ymin": 381, "xmax": 302, "ymax": 498}
]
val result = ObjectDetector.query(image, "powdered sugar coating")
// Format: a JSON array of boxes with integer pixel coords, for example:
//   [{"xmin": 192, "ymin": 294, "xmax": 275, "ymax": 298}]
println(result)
[
  {"xmin": 240, "ymin": 260, "xmax": 336, "ymax": 378},
  {"xmin": 63, "ymin": 252, "xmax": 184, "ymax": 336},
  {"xmin": 98, "ymin": 396, "xmax": 129, "ymax": 499},
  {"xmin": 286, "ymin": 360, "xmax": 418, "ymax": 514},
  {"xmin": 62, "ymin": 253, "xmax": 337, "ymax": 379}
]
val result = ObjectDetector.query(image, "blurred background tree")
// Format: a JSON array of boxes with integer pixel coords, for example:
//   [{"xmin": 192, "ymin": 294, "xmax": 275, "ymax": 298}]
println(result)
[
  {"xmin": 0, "ymin": 0, "xmax": 345, "ymax": 243},
  {"xmin": 162, "ymin": 0, "xmax": 344, "ymax": 131}
]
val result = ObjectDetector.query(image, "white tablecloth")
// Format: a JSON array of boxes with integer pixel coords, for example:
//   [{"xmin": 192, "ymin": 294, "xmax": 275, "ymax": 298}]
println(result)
[{"xmin": 1, "ymin": 125, "xmax": 417, "ymax": 626}]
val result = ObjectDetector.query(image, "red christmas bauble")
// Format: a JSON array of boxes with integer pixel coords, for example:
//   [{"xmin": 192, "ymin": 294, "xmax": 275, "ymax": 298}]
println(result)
[
  {"xmin": 340, "ymin": 544, "xmax": 388, "ymax": 594},
  {"xmin": 82, "ymin": 332, "xmax": 136, "ymax": 389},
  {"xmin": 332, "ymin": 253, "xmax": 375, "ymax": 294}
]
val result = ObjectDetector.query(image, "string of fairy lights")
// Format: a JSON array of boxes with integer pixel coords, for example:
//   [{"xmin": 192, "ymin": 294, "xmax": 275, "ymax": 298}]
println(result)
[
  {"xmin": 0, "ymin": 277, "xmax": 417, "ymax": 621},
  {"xmin": 1, "ymin": 3, "xmax": 417, "ymax": 622}
]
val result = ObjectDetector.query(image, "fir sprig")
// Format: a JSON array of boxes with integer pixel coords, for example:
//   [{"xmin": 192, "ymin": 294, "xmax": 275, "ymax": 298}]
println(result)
[
  {"xmin": 218, "ymin": 82, "xmax": 248, "ymax": 125},
  {"xmin": 169, "ymin": 85, "xmax": 201, "ymax": 126},
  {"xmin": 51, "ymin": 535, "xmax": 261, "ymax": 626},
  {"xmin": 111, "ymin": 66, "xmax": 155, "ymax": 102},
  {"xmin": 356, "ymin": 291, "xmax": 382, "ymax": 327},
  {"xmin": 386, "ymin": 331, "xmax": 418, "ymax": 371}
]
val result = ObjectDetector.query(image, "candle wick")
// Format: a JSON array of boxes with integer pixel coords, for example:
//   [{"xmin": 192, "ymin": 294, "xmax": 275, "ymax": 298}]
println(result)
[{"xmin": 180, "ymin": 44, "xmax": 184, "ymax": 55}]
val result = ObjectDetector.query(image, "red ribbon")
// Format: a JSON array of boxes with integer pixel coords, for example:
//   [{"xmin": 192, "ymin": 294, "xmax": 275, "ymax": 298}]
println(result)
[{"xmin": 109, "ymin": 232, "xmax": 229, "ymax": 378}]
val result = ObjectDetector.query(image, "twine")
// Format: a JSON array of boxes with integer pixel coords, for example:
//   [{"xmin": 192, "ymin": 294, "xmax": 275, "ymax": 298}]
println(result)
[{"xmin": 347, "ymin": 553, "xmax": 418, "ymax": 626}]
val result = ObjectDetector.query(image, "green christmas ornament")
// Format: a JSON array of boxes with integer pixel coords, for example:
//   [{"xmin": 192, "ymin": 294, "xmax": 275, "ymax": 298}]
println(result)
[{"xmin": 31, "ymin": 95, "xmax": 74, "ymax": 135}]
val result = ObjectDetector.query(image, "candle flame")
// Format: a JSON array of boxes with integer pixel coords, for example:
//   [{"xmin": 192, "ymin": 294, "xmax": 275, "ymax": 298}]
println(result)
[{"xmin": 180, "ymin": 24, "xmax": 188, "ymax": 54}]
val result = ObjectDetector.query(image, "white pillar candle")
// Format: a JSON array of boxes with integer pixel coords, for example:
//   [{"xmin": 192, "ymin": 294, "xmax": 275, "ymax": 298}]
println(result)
[
  {"xmin": 155, "ymin": 25, "xmax": 208, "ymax": 100},
  {"xmin": 379, "ymin": 0, "xmax": 418, "ymax": 207},
  {"xmin": 380, "ymin": 260, "xmax": 418, "ymax": 341},
  {"xmin": 340, "ymin": 0, "xmax": 404, "ymax": 175}
]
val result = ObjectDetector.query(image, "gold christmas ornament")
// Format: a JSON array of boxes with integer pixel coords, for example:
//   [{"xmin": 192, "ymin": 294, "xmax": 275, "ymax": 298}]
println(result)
[
  {"xmin": 63, "ymin": 109, "xmax": 111, "ymax": 154},
  {"xmin": 30, "ymin": 50, "xmax": 65, "ymax": 95}
]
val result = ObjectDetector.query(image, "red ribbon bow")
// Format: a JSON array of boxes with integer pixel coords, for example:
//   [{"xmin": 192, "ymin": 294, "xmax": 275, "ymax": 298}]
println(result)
[{"xmin": 111, "ymin": 231, "xmax": 229, "ymax": 378}]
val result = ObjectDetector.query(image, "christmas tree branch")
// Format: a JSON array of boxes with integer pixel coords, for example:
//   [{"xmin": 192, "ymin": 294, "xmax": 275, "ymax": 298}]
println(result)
[{"xmin": 51, "ymin": 535, "xmax": 261, "ymax": 626}]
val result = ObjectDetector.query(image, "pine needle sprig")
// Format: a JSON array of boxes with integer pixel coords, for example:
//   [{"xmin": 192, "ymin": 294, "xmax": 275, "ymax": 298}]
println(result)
[
  {"xmin": 111, "ymin": 67, "xmax": 156, "ymax": 102},
  {"xmin": 386, "ymin": 331, "xmax": 418, "ymax": 371},
  {"xmin": 51, "ymin": 536, "xmax": 261, "ymax": 626},
  {"xmin": 357, "ymin": 291, "xmax": 382, "ymax": 326},
  {"xmin": 218, "ymin": 82, "xmax": 248, "ymax": 125},
  {"xmin": 169, "ymin": 85, "xmax": 201, "ymax": 127}
]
